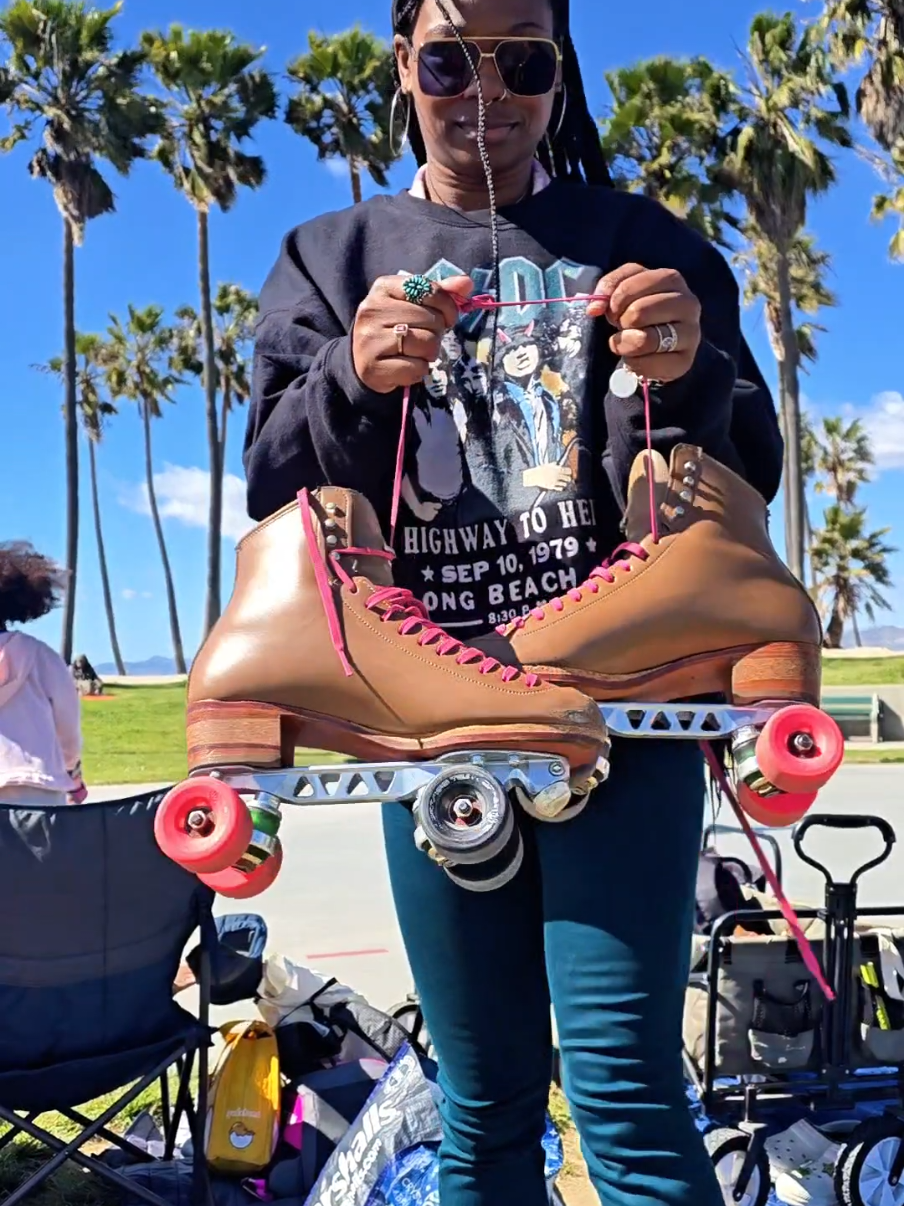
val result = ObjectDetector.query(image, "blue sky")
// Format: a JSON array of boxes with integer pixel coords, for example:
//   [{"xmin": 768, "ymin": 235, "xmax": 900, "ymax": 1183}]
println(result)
[{"xmin": 2, "ymin": 0, "xmax": 902, "ymax": 664}]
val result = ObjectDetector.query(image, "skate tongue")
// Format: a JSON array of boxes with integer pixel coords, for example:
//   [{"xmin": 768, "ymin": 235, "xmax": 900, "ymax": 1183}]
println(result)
[
  {"xmin": 624, "ymin": 449, "xmax": 669, "ymax": 543},
  {"xmin": 322, "ymin": 488, "xmax": 394, "ymax": 587}
]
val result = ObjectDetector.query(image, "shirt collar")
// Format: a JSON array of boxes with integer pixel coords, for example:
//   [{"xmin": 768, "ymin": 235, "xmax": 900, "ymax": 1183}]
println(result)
[{"xmin": 409, "ymin": 159, "xmax": 551, "ymax": 199}]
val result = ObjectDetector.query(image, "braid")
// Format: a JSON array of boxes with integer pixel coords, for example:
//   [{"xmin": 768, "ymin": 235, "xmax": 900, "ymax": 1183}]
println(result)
[{"xmin": 390, "ymin": 0, "xmax": 611, "ymax": 187}]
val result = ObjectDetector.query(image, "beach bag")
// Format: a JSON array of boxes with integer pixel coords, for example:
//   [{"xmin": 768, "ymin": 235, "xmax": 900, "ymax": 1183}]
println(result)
[
  {"xmin": 266, "ymin": 1058, "xmax": 389, "ymax": 1198},
  {"xmin": 304, "ymin": 1043, "xmax": 442, "ymax": 1206},
  {"xmin": 205, "ymin": 1020, "xmax": 281, "ymax": 1175},
  {"xmin": 257, "ymin": 955, "xmax": 417, "ymax": 1076}
]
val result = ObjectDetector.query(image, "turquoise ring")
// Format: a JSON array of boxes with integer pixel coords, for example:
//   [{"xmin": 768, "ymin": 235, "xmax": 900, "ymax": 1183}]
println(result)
[{"xmin": 403, "ymin": 274, "xmax": 433, "ymax": 306}]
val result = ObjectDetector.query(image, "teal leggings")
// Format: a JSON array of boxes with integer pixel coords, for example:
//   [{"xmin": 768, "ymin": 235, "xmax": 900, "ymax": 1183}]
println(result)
[{"xmin": 381, "ymin": 739, "xmax": 724, "ymax": 1206}]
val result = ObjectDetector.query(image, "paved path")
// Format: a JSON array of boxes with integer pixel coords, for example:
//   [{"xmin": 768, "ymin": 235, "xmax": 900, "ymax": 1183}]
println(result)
[{"xmin": 88, "ymin": 764, "xmax": 904, "ymax": 1016}]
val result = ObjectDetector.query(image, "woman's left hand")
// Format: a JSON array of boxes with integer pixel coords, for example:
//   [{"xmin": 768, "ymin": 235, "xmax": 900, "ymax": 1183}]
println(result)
[{"xmin": 586, "ymin": 263, "xmax": 702, "ymax": 385}]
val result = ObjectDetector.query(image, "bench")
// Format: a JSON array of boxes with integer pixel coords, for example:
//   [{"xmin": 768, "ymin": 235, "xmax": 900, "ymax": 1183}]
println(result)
[{"xmin": 822, "ymin": 692, "xmax": 883, "ymax": 743}]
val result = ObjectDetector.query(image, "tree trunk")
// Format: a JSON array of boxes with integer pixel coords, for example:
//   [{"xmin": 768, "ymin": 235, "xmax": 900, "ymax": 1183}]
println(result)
[
  {"xmin": 198, "ymin": 208, "xmax": 222, "ymax": 640},
  {"xmin": 89, "ymin": 440, "xmax": 126, "ymax": 676},
  {"xmin": 60, "ymin": 218, "xmax": 79, "ymax": 665},
  {"xmin": 804, "ymin": 499, "xmax": 813, "ymax": 590},
  {"xmin": 219, "ymin": 377, "xmax": 231, "ymax": 460},
  {"xmin": 852, "ymin": 610, "xmax": 862, "ymax": 647},
  {"xmin": 142, "ymin": 400, "xmax": 187, "ymax": 675},
  {"xmin": 776, "ymin": 247, "xmax": 805, "ymax": 583},
  {"xmin": 825, "ymin": 606, "xmax": 845, "ymax": 649},
  {"xmin": 350, "ymin": 159, "xmax": 362, "ymax": 204}
]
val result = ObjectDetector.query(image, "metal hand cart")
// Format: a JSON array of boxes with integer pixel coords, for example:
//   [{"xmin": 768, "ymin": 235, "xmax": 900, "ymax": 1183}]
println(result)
[{"xmin": 685, "ymin": 814, "xmax": 904, "ymax": 1206}]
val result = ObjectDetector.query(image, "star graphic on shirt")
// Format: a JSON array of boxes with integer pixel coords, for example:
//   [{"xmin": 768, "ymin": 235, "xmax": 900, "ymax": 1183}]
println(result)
[
  {"xmin": 586, "ymin": 538, "xmax": 597, "ymax": 554},
  {"xmin": 422, "ymin": 566, "xmax": 435, "ymax": 581}
]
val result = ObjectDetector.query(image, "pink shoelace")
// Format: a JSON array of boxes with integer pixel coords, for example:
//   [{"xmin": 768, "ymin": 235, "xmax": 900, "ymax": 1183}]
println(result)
[
  {"xmin": 323, "ymin": 287, "xmax": 835, "ymax": 1000},
  {"xmin": 296, "ymin": 488, "xmax": 540, "ymax": 687},
  {"xmin": 500, "ymin": 542, "xmax": 650, "ymax": 633}
]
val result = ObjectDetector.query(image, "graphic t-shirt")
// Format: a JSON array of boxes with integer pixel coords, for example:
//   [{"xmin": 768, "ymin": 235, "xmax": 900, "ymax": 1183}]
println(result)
[
  {"xmin": 393, "ymin": 249, "xmax": 606, "ymax": 633},
  {"xmin": 245, "ymin": 180, "xmax": 769, "ymax": 635}
]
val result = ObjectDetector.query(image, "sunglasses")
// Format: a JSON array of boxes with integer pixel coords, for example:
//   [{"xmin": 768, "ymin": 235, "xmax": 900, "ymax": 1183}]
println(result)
[{"xmin": 412, "ymin": 37, "xmax": 561, "ymax": 100}]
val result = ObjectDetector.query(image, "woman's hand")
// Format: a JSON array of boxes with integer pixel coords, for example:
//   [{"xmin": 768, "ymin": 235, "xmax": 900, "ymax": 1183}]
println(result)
[
  {"xmin": 586, "ymin": 263, "xmax": 702, "ymax": 385},
  {"xmin": 352, "ymin": 274, "xmax": 473, "ymax": 394}
]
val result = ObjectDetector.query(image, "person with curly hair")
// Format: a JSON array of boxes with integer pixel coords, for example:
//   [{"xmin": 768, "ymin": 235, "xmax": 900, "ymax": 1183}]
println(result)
[{"xmin": 0, "ymin": 542, "xmax": 86, "ymax": 806}]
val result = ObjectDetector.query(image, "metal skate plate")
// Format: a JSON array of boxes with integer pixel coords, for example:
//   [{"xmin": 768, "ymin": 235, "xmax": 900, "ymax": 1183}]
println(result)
[
  {"xmin": 601, "ymin": 702, "xmax": 777, "ymax": 739},
  {"xmin": 207, "ymin": 751, "xmax": 573, "ymax": 808}
]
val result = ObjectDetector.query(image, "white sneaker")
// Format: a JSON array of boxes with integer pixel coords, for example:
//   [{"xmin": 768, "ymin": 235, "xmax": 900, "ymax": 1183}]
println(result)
[{"xmin": 765, "ymin": 1120, "xmax": 840, "ymax": 1206}]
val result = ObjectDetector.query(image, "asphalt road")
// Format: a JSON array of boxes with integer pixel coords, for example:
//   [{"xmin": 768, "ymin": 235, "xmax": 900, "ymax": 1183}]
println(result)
[{"xmin": 88, "ymin": 763, "xmax": 904, "ymax": 1017}]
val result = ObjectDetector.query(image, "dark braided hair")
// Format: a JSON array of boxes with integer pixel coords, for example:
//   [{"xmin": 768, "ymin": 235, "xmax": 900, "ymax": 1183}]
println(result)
[
  {"xmin": 390, "ymin": 0, "xmax": 612, "ymax": 435},
  {"xmin": 390, "ymin": 0, "xmax": 612, "ymax": 188}
]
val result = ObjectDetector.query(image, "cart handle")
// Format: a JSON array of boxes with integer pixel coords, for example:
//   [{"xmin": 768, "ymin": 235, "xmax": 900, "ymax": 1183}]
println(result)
[{"xmin": 793, "ymin": 813, "xmax": 896, "ymax": 888}]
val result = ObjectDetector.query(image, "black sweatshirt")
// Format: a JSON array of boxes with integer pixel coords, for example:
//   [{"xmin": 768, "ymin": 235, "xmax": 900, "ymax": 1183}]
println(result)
[{"xmin": 245, "ymin": 180, "xmax": 783, "ymax": 636}]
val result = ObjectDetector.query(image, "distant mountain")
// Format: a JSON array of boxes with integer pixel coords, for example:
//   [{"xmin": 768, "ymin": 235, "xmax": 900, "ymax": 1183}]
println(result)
[
  {"xmin": 95, "ymin": 655, "xmax": 188, "ymax": 676},
  {"xmin": 855, "ymin": 626, "xmax": 904, "ymax": 650}
]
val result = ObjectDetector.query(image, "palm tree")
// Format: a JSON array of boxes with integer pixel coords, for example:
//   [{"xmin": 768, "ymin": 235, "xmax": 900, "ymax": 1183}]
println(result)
[
  {"xmin": 721, "ymin": 12, "xmax": 852, "ymax": 584},
  {"xmin": 798, "ymin": 411, "xmax": 822, "ymax": 588},
  {"xmin": 140, "ymin": 25, "xmax": 276, "ymax": 639},
  {"xmin": 820, "ymin": 0, "xmax": 904, "ymax": 258},
  {"xmin": 599, "ymin": 56, "xmax": 739, "ymax": 247},
  {"xmin": 734, "ymin": 228, "xmax": 837, "ymax": 367},
  {"xmin": 172, "ymin": 283, "xmax": 257, "ymax": 468},
  {"xmin": 172, "ymin": 284, "xmax": 257, "ymax": 576},
  {"xmin": 811, "ymin": 503, "xmax": 895, "ymax": 647},
  {"xmin": 100, "ymin": 305, "xmax": 187, "ymax": 674},
  {"xmin": 286, "ymin": 26, "xmax": 398, "ymax": 206},
  {"xmin": 0, "ymin": 0, "xmax": 161, "ymax": 664},
  {"xmin": 34, "ymin": 334, "xmax": 126, "ymax": 674},
  {"xmin": 812, "ymin": 416, "xmax": 875, "ymax": 506}
]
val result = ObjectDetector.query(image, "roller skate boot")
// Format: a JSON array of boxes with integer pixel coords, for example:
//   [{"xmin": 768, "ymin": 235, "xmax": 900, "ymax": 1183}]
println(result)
[
  {"xmin": 500, "ymin": 444, "xmax": 844, "ymax": 828},
  {"xmin": 155, "ymin": 487, "xmax": 609, "ymax": 897}
]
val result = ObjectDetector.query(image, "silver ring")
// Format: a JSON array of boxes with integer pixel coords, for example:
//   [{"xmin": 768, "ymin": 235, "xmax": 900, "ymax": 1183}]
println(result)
[{"xmin": 656, "ymin": 322, "xmax": 678, "ymax": 354}]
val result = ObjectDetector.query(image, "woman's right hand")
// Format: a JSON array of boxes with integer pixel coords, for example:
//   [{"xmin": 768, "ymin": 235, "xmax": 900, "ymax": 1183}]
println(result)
[{"xmin": 352, "ymin": 274, "xmax": 473, "ymax": 394}]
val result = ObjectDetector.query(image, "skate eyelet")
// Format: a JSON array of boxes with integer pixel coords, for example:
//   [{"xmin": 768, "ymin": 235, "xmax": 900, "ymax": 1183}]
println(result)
[
  {"xmin": 679, "ymin": 490, "xmax": 692, "ymax": 502},
  {"xmin": 673, "ymin": 505, "xmax": 685, "ymax": 516}
]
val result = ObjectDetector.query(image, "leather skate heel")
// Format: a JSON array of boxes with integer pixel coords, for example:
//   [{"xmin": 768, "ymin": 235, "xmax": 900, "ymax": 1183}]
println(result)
[
  {"xmin": 730, "ymin": 642, "xmax": 822, "ymax": 708},
  {"xmin": 186, "ymin": 701, "xmax": 297, "ymax": 772}
]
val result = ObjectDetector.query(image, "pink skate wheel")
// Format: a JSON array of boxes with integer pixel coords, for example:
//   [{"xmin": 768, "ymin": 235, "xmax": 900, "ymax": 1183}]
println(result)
[
  {"xmin": 199, "ymin": 841, "xmax": 283, "ymax": 899},
  {"xmin": 154, "ymin": 777, "xmax": 253, "ymax": 875},
  {"xmin": 756, "ymin": 704, "xmax": 844, "ymax": 794},
  {"xmin": 737, "ymin": 781, "xmax": 817, "ymax": 829}
]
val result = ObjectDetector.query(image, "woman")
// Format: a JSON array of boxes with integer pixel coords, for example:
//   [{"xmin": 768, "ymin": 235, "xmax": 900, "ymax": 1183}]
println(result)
[
  {"xmin": 244, "ymin": 1, "xmax": 782, "ymax": 1202},
  {"xmin": 0, "ymin": 543, "xmax": 85, "ymax": 807}
]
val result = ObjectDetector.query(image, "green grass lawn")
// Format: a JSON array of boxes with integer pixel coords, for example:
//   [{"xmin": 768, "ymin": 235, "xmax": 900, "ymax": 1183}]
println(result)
[
  {"xmin": 822, "ymin": 656, "xmax": 904, "ymax": 685},
  {"xmin": 0, "ymin": 1080, "xmax": 165, "ymax": 1206},
  {"xmin": 81, "ymin": 684, "xmax": 342, "ymax": 785},
  {"xmin": 80, "ymin": 684, "xmax": 189, "ymax": 785},
  {"xmin": 81, "ymin": 659, "xmax": 904, "ymax": 785}
]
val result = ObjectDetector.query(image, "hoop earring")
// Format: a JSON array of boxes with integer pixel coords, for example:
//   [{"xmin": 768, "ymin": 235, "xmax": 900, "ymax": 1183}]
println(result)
[
  {"xmin": 389, "ymin": 88, "xmax": 411, "ymax": 156},
  {"xmin": 551, "ymin": 84, "xmax": 568, "ymax": 140}
]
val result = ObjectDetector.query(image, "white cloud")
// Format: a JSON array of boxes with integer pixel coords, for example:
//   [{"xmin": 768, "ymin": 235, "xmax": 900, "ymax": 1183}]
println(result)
[
  {"xmin": 122, "ymin": 588, "xmax": 136, "ymax": 600},
  {"xmin": 323, "ymin": 157, "xmax": 349, "ymax": 179},
  {"xmin": 118, "ymin": 464, "xmax": 255, "ymax": 543},
  {"xmin": 850, "ymin": 391, "xmax": 904, "ymax": 471}
]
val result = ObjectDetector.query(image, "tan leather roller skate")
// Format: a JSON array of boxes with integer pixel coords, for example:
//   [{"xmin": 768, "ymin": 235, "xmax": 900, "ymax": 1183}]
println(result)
[
  {"xmin": 499, "ymin": 445, "xmax": 844, "ymax": 828},
  {"xmin": 154, "ymin": 487, "xmax": 609, "ymax": 898}
]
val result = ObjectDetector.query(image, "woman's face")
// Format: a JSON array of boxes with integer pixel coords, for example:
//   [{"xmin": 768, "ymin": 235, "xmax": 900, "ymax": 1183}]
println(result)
[{"xmin": 396, "ymin": 0, "xmax": 559, "ymax": 184}]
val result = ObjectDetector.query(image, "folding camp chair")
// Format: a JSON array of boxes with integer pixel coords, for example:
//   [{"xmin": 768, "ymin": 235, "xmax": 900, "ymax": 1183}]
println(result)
[{"xmin": 0, "ymin": 788, "xmax": 226, "ymax": 1206}]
